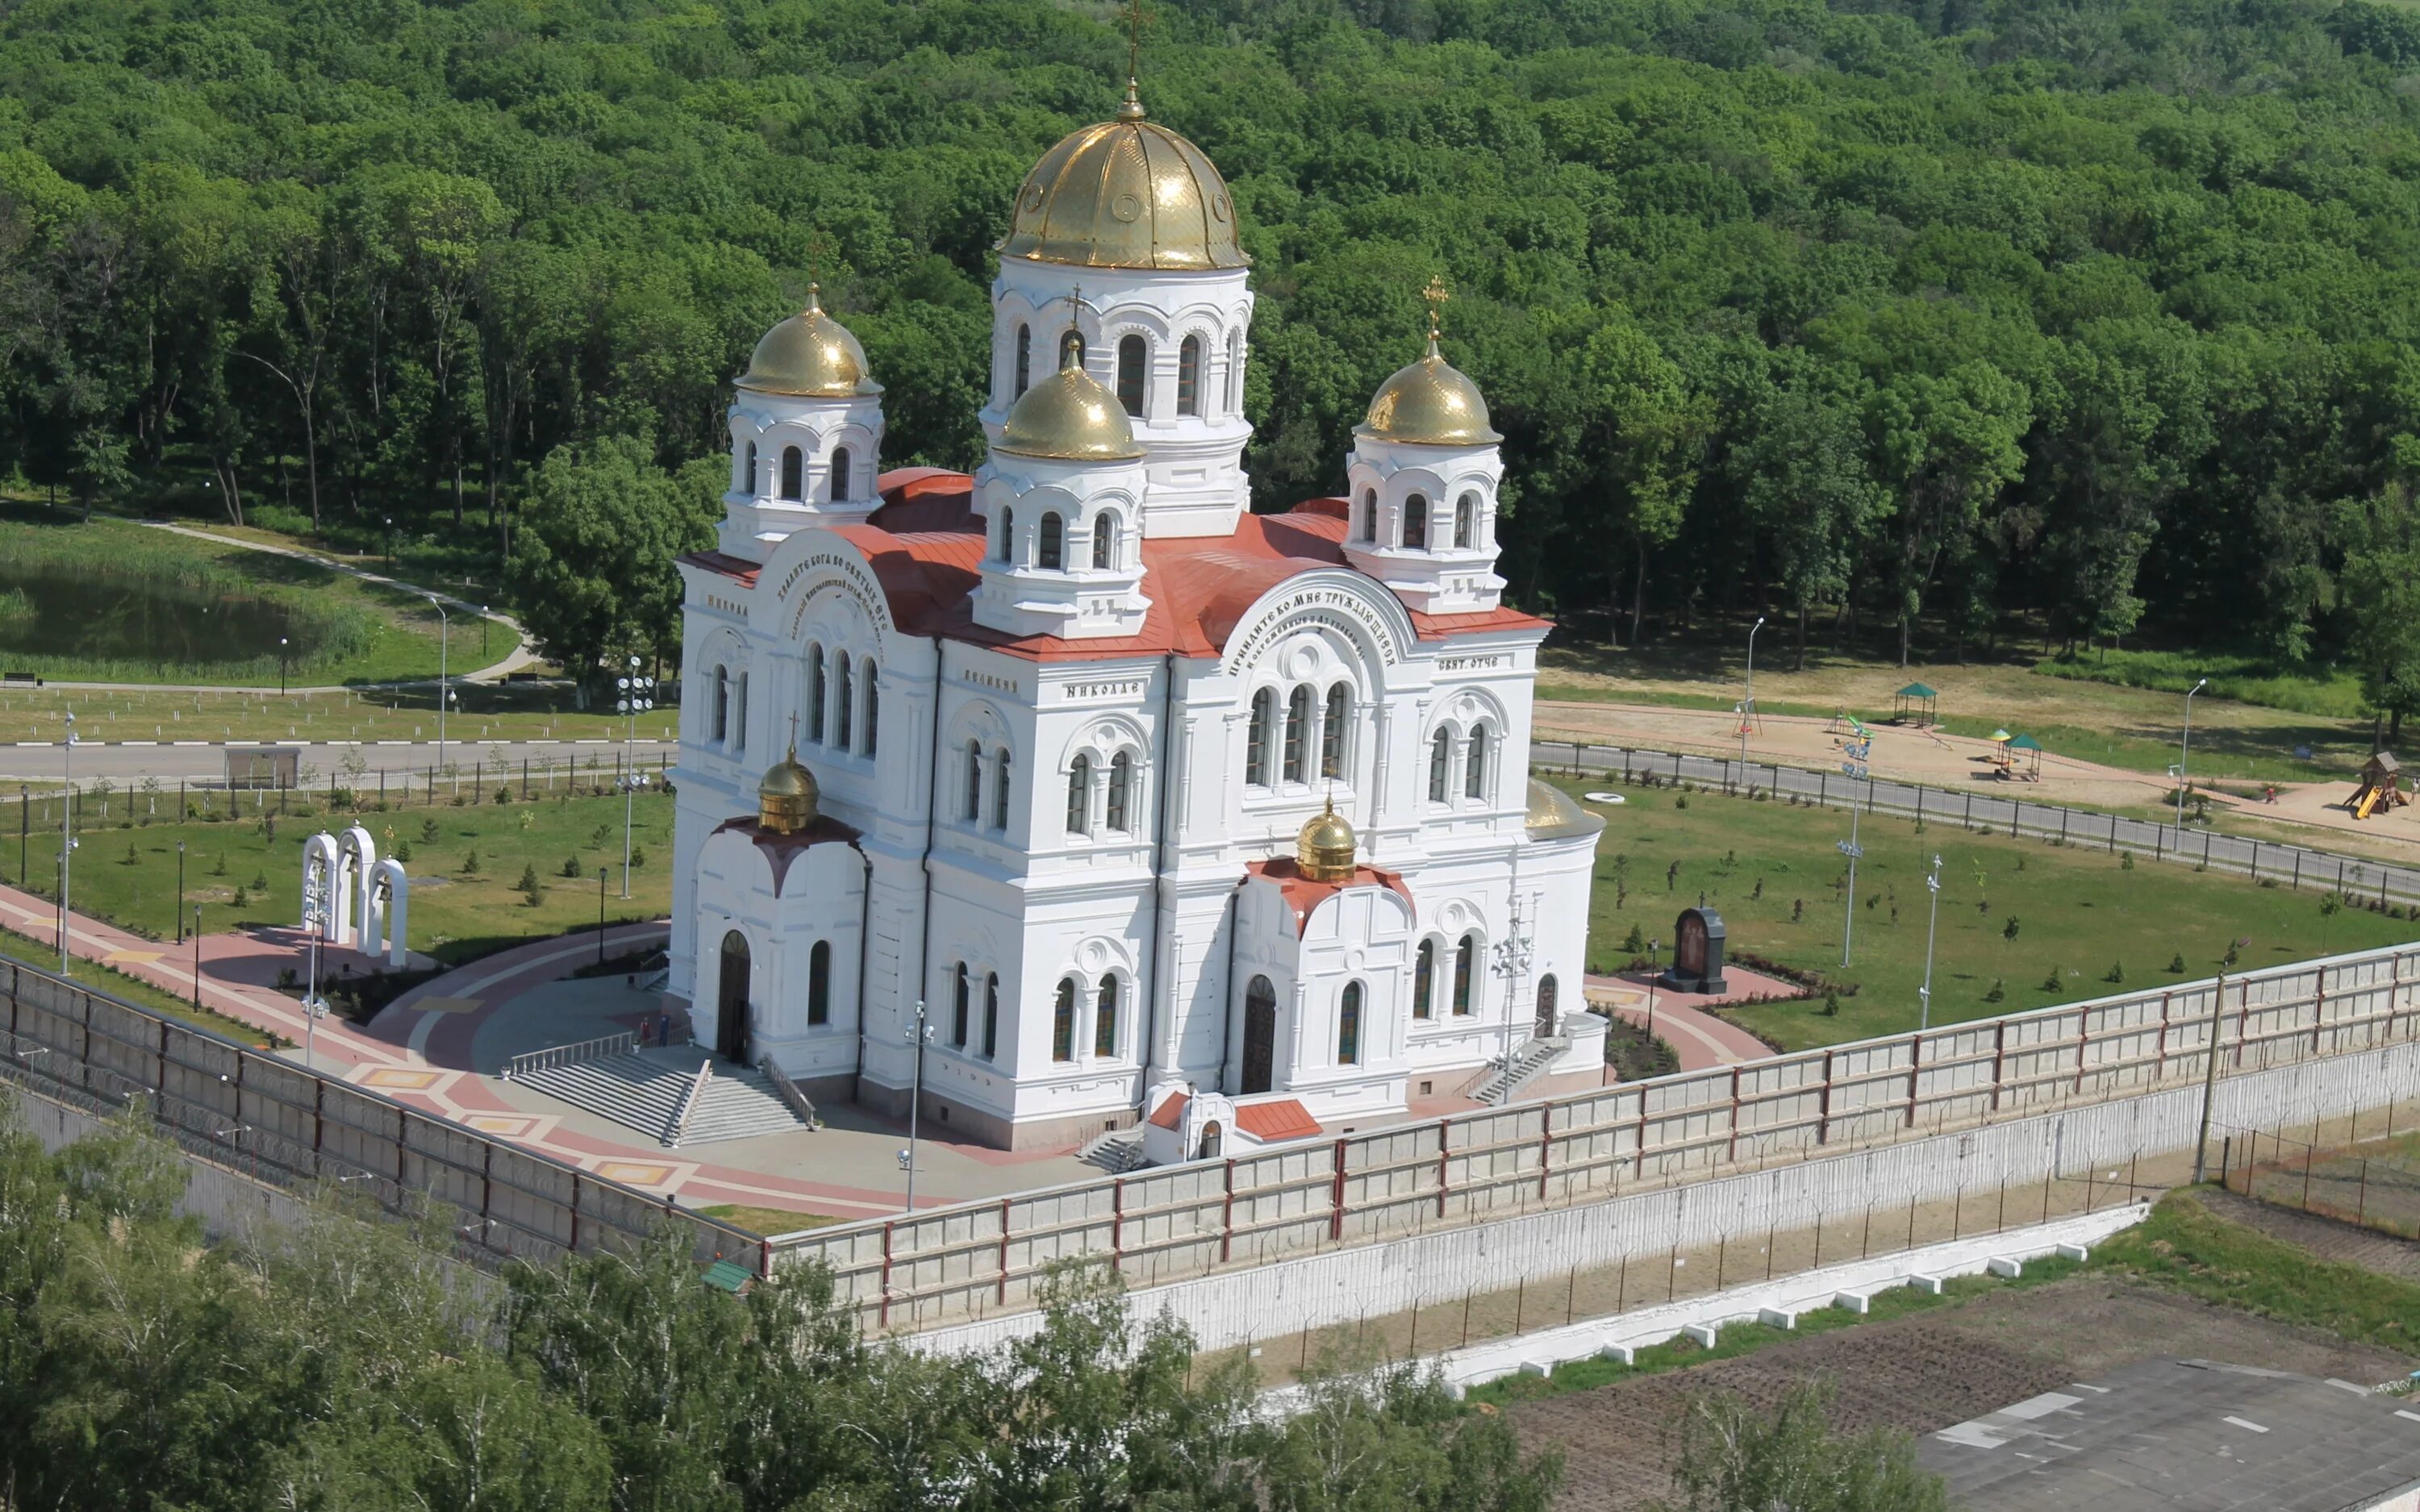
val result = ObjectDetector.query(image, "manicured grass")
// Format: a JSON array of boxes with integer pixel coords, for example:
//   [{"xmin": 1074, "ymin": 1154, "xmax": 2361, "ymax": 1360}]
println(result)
[
  {"xmin": 0, "ymin": 502, "xmax": 511, "ymax": 687},
  {"xmin": 1466, "ymin": 1252, "xmax": 2088, "ymax": 1407},
  {"xmin": 13, "ymin": 792, "xmax": 674, "ymax": 967},
  {"xmin": 0, "ymin": 683, "xmax": 666, "ymax": 744},
  {"xmin": 2095, "ymin": 1190, "xmax": 2420, "ymax": 1351},
  {"xmin": 696, "ymin": 1202, "xmax": 843, "ymax": 1235},
  {"xmin": 2032, "ymin": 647, "xmax": 2369, "ymax": 721},
  {"xmin": 1567, "ymin": 777, "xmax": 2420, "ymax": 1052},
  {"xmin": 0, "ymin": 930, "xmax": 283, "ymax": 1047}
]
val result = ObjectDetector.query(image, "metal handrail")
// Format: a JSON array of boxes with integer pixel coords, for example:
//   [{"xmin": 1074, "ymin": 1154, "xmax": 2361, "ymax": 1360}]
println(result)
[
  {"xmin": 667, "ymin": 1059, "xmax": 712, "ymax": 1147},
  {"xmin": 502, "ymin": 1031, "xmax": 636, "ymax": 1082},
  {"xmin": 757, "ymin": 1056, "xmax": 819, "ymax": 1130}
]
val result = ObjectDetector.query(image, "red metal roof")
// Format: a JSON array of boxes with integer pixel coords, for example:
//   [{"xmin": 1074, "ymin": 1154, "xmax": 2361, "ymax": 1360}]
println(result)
[
  {"xmin": 1148, "ymin": 1089, "xmax": 1190, "ymax": 1130},
  {"xmin": 1234, "ymin": 1098, "xmax": 1321, "ymax": 1142},
  {"xmin": 679, "ymin": 470, "xmax": 1549, "ymax": 663},
  {"xmin": 1244, "ymin": 856, "xmax": 1415, "ymax": 935}
]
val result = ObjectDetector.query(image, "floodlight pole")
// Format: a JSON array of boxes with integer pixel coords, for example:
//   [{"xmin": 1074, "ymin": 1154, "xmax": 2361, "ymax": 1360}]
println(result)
[
  {"xmin": 1738, "ymin": 616, "xmax": 1764, "ymax": 780},
  {"xmin": 427, "ymin": 594, "xmax": 449, "ymax": 779},
  {"xmin": 1918, "ymin": 853, "xmax": 1942, "ymax": 1033},
  {"xmin": 902, "ymin": 1000, "xmax": 933, "ymax": 1212},
  {"xmin": 2176, "ymin": 677, "xmax": 2207, "ymax": 841},
  {"xmin": 616, "ymin": 656, "xmax": 653, "ymax": 899},
  {"xmin": 59, "ymin": 711, "xmax": 74, "ymax": 975}
]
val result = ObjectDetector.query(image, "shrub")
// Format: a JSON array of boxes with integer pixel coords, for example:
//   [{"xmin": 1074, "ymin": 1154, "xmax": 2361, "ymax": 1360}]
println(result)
[
  {"xmin": 394, "ymin": 840, "xmax": 411, "ymax": 863},
  {"xmin": 250, "ymin": 870, "xmax": 268, "ymax": 891},
  {"xmin": 2002, "ymin": 916, "xmax": 2020, "ymax": 942},
  {"xmin": 1675, "ymin": 793, "xmax": 1689, "ymax": 809},
  {"xmin": 420, "ymin": 818, "xmax": 440, "ymax": 843},
  {"xmin": 629, "ymin": 845, "xmax": 646, "ymax": 868},
  {"xmin": 232, "ymin": 885, "xmax": 249, "ymax": 908},
  {"xmin": 2103, "ymin": 960, "xmax": 2125, "ymax": 984},
  {"xmin": 2168, "ymin": 952, "xmax": 2186, "ymax": 973},
  {"xmin": 122, "ymin": 842, "xmax": 138, "ymax": 866},
  {"xmin": 2041, "ymin": 966, "xmax": 2063, "ymax": 991},
  {"xmin": 1791, "ymin": 898, "xmax": 1804, "ymax": 923},
  {"xmin": 212, "ymin": 852, "xmax": 227, "ymax": 876},
  {"xmin": 2121, "ymin": 851, "xmax": 2134, "ymax": 870},
  {"xmin": 1821, "ymin": 990, "xmax": 1840, "ymax": 1017},
  {"xmin": 1621, "ymin": 922, "xmax": 1645, "ymax": 955},
  {"xmin": 1984, "ymin": 978, "xmax": 2005, "ymax": 1003},
  {"xmin": 517, "ymin": 863, "xmax": 543, "ymax": 906},
  {"xmin": 561, "ymin": 855, "xmax": 584, "ymax": 879},
  {"xmin": 461, "ymin": 849, "xmax": 481, "ymax": 877},
  {"xmin": 494, "ymin": 786, "xmax": 511, "ymax": 806}
]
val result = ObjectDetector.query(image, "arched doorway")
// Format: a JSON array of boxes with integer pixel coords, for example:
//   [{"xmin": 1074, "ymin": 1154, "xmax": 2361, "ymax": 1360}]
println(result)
[
  {"xmin": 716, "ymin": 930, "xmax": 752, "ymax": 1064},
  {"xmin": 1241, "ymin": 975, "xmax": 1277, "ymax": 1095},
  {"xmin": 1197, "ymin": 1121, "xmax": 1224, "ymax": 1160},
  {"xmin": 1535, "ymin": 973, "xmax": 1559, "ymax": 1037}
]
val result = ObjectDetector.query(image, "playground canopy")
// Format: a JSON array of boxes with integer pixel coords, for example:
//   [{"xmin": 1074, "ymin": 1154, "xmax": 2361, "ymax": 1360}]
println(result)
[
  {"xmin": 2009, "ymin": 732, "xmax": 2044, "ymax": 779},
  {"xmin": 1892, "ymin": 683, "xmax": 1938, "ymax": 724}
]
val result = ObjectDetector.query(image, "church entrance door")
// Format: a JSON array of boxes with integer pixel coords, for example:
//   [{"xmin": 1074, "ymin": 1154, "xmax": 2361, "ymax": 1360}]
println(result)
[
  {"xmin": 716, "ymin": 930, "xmax": 752, "ymax": 1065},
  {"xmin": 1534, "ymin": 973, "xmax": 1558, "ymax": 1038},
  {"xmin": 1241, "ymin": 976, "xmax": 1277, "ymax": 1095}
]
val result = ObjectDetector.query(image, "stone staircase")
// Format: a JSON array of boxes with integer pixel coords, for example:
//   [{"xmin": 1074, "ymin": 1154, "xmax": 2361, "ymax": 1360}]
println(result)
[
  {"xmin": 1079, "ymin": 1126, "xmax": 1149, "ymax": 1173},
  {"xmin": 1461, "ymin": 1035, "xmax": 1567, "ymax": 1106},
  {"xmin": 515, "ymin": 1048, "xmax": 809, "ymax": 1147}
]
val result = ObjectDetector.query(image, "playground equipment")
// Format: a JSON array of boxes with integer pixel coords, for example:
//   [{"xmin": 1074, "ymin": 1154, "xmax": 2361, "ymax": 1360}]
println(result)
[
  {"xmin": 2008, "ymin": 733, "xmax": 2043, "ymax": 781},
  {"xmin": 2350, "ymin": 752, "xmax": 2410, "ymax": 820},
  {"xmin": 1892, "ymin": 682, "xmax": 1939, "ymax": 726},
  {"xmin": 1988, "ymin": 728, "xmax": 2014, "ymax": 778}
]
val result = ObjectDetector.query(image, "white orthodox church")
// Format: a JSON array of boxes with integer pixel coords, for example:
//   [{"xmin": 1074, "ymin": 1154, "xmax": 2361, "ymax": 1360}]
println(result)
[{"xmin": 667, "ymin": 82, "xmax": 1604, "ymax": 1152}]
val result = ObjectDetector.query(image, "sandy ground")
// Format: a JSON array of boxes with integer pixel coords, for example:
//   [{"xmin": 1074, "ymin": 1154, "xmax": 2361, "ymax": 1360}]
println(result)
[
  {"xmin": 1512, "ymin": 1273, "xmax": 2418, "ymax": 1511},
  {"xmin": 1533, "ymin": 698, "xmax": 2420, "ymax": 856}
]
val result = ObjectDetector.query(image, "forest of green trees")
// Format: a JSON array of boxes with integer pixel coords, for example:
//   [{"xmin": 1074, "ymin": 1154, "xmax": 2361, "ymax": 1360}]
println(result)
[
  {"xmin": 6, "ymin": 0, "xmax": 2420, "ymax": 687},
  {"xmin": 0, "ymin": 1104, "xmax": 1562, "ymax": 1510}
]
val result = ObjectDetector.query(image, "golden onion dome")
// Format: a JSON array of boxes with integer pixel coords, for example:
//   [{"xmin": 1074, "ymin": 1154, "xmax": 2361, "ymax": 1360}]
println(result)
[
  {"xmin": 1525, "ymin": 778, "xmax": 1604, "ymax": 840},
  {"xmin": 1357, "ymin": 331, "xmax": 1501, "ymax": 448},
  {"xmin": 757, "ymin": 745, "xmax": 820, "ymax": 835},
  {"xmin": 996, "ymin": 348, "xmax": 1146, "ymax": 461},
  {"xmin": 1296, "ymin": 797, "xmax": 1358, "ymax": 884},
  {"xmin": 997, "ymin": 85, "xmax": 1247, "ymax": 272},
  {"xmin": 736, "ymin": 285, "xmax": 882, "ymax": 398}
]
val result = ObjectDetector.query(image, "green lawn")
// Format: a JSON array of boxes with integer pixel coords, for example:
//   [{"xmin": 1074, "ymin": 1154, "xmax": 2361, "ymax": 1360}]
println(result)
[
  {"xmin": 0, "ymin": 682, "xmax": 666, "ymax": 745},
  {"xmin": 1567, "ymin": 776, "xmax": 2420, "ymax": 1052},
  {"xmin": 0, "ymin": 502, "xmax": 512, "ymax": 687},
  {"xmin": 0, "ymin": 927, "xmax": 283, "ymax": 1047},
  {"xmin": 12, "ymin": 792, "xmax": 674, "ymax": 966}
]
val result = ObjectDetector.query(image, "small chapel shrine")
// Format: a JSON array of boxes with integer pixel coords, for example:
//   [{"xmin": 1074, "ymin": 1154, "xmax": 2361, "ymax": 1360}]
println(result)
[{"xmin": 668, "ymin": 77, "xmax": 1603, "ymax": 1150}]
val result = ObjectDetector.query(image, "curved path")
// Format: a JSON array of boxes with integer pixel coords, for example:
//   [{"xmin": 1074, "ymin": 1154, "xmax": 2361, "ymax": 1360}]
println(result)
[{"xmin": 1584, "ymin": 968, "xmax": 1783, "ymax": 1070}]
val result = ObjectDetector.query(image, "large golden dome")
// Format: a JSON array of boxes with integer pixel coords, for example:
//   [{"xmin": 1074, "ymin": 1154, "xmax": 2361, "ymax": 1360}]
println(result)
[
  {"xmin": 997, "ymin": 86, "xmax": 1247, "ymax": 272},
  {"xmin": 996, "ymin": 352, "xmax": 1146, "ymax": 461},
  {"xmin": 736, "ymin": 285, "xmax": 882, "ymax": 398},
  {"xmin": 757, "ymin": 746, "xmax": 820, "ymax": 834},
  {"xmin": 1296, "ymin": 798, "xmax": 1358, "ymax": 884},
  {"xmin": 1357, "ymin": 332, "xmax": 1500, "ymax": 448}
]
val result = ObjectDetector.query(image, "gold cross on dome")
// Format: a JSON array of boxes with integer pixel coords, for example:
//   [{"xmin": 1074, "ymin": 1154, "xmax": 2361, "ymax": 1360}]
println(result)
[
  {"xmin": 1422, "ymin": 275, "xmax": 1450, "ymax": 341},
  {"xmin": 786, "ymin": 710, "xmax": 799, "ymax": 754}
]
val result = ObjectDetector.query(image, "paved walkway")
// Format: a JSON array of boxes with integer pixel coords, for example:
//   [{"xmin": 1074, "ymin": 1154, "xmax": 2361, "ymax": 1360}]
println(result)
[{"xmin": 1584, "ymin": 969, "xmax": 1784, "ymax": 1069}]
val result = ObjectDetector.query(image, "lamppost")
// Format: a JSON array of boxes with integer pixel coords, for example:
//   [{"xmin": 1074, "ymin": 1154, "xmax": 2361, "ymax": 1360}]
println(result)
[
  {"xmin": 596, "ymin": 866, "xmax": 608, "ymax": 967},
  {"xmin": 1643, "ymin": 936, "xmax": 1662, "ymax": 1054},
  {"xmin": 1918, "ymin": 853, "xmax": 1943, "ymax": 1034},
  {"xmin": 480, "ymin": 605, "xmax": 490, "ymax": 662},
  {"xmin": 278, "ymin": 636, "xmax": 290, "ymax": 697},
  {"xmin": 899, "ymin": 999, "xmax": 933, "ymax": 1211},
  {"xmin": 426, "ymin": 594, "xmax": 449, "ymax": 778},
  {"xmin": 191, "ymin": 906, "xmax": 202, "ymax": 1009},
  {"xmin": 1489, "ymin": 892, "xmax": 1535, "ymax": 1105},
  {"xmin": 18, "ymin": 782, "xmax": 27, "ymax": 888},
  {"xmin": 616, "ymin": 658, "xmax": 655, "ymax": 899},
  {"xmin": 2176, "ymin": 677, "xmax": 2208, "ymax": 840},
  {"xmin": 59, "ymin": 710, "xmax": 74, "ymax": 975},
  {"xmin": 175, "ymin": 841, "xmax": 186, "ymax": 943},
  {"xmin": 1838, "ymin": 725, "xmax": 1871, "ymax": 968},
  {"xmin": 383, "ymin": 516, "xmax": 394, "ymax": 573},
  {"xmin": 1738, "ymin": 614, "xmax": 1765, "ymax": 781}
]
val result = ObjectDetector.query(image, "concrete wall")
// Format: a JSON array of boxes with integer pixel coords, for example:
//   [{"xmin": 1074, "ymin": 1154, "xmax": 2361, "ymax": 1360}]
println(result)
[{"xmin": 10, "ymin": 1089, "xmax": 313, "ymax": 1243}]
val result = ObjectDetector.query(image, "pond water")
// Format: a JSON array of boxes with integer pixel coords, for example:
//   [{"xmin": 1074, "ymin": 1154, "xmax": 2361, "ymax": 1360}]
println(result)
[{"xmin": 0, "ymin": 560, "xmax": 315, "ymax": 668}]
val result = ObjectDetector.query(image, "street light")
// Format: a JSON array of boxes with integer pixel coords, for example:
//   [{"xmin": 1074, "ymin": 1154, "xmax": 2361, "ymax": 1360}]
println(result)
[
  {"xmin": 596, "ymin": 866, "xmax": 609, "ymax": 967},
  {"xmin": 900, "ymin": 999, "xmax": 933, "ymax": 1212},
  {"xmin": 1918, "ymin": 853, "xmax": 1943, "ymax": 1033},
  {"xmin": 1738, "ymin": 615, "xmax": 1766, "ymax": 781},
  {"xmin": 191, "ymin": 906, "xmax": 202, "ymax": 1009},
  {"xmin": 616, "ymin": 657, "xmax": 655, "ymax": 900},
  {"xmin": 425, "ymin": 594, "xmax": 449, "ymax": 779},
  {"xmin": 1489, "ymin": 892, "xmax": 1535, "ymax": 1104},
  {"xmin": 2176, "ymin": 677, "xmax": 2208, "ymax": 840},
  {"xmin": 59, "ymin": 710, "xmax": 74, "ymax": 975},
  {"xmin": 176, "ymin": 841, "xmax": 186, "ymax": 943},
  {"xmin": 1643, "ymin": 937, "xmax": 1662, "ymax": 1056},
  {"xmin": 383, "ymin": 516, "xmax": 394, "ymax": 573},
  {"xmin": 278, "ymin": 635, "xmax": 290, "ymax": 697},
  {"xmin": 1838, "ymin": 726, "xmax": 1871, "ymax": 968}
]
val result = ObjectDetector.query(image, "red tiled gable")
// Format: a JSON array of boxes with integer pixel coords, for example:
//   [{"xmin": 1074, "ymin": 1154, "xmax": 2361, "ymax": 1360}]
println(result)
[
  {"xmin": 1245, "ymin": 856, "xmax": 1414, "ymax": 936},
  {"xmin": 1148, "ymin": 1089, "xmax": 1191, "ymax": 1131},
  {"xmin": 682, "ymin": 470, "xmax": 1549, "ymax": 663},
  {"xmin": 1233, "ymin": 1098, "xmax": 1321, "ymax": 1142}
]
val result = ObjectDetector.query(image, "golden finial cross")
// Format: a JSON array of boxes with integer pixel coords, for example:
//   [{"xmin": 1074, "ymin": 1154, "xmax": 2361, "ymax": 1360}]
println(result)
[
  {"xmin": 1117, "ymin": 0, "xmax": 1148, "ymax": 118},
  {"xmin": 786, "ymin": 710, "xmax": 799, "ymax": 756},
  {"xmin": 1422, "ymin": 274, "xmax": 1450, "ymax": 342}
]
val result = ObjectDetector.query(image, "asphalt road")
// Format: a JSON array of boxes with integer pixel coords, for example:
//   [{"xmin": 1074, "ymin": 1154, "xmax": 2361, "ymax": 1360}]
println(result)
[{"xmin": 0, "ymin": 737, "xmax": 676, "ymax": 783}]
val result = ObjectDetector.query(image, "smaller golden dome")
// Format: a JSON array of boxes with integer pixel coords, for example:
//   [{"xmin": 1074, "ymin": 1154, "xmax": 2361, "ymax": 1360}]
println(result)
[
  {"xmin": 736, "ymin": 285, "xmax": 882, "ymax": 398},
  {"xmin": 1357, "ymin": 332, "xmax": 1501, "ymax": 448},
  {"xmin": 1296, "ymin": 797, "xmax": 1358, "ymax": 884},
  {"xmin": 996, "ymin": 348, "xmax": 1146, "ymax": 461},
  {"xmin": 757, "ymin": 745, "xmax": 820, "ymax": 834}
]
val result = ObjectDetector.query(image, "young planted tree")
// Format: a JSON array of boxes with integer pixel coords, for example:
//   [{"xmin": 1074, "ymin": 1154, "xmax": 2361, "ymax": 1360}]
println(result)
[{"xmin": 1652, "ymin": 1383, "xmax": 1948, "ymax": 1512}]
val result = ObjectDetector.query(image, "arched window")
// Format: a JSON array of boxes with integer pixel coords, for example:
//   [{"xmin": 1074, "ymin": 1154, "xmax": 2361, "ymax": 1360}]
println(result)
[
  {"xmin": 1413, "ymin": 939, "xmax": 1436, "ymax": 1019},
  {"xmin": 1429, "ymin": 729, "xmax": 1451, "ymax": 803},
  {"xmin": 833, "ymin": 654, "xmax": 853, "ymax": 751},
  {"xmin": 1403, "ymin": 493, "xmax": 1428, "ymax": 550},
  {"xmin": 952, "ymin": 962, "xmax": 970, "ymax": 1048},
  {"xmin": 807, "ymin": 940, "xmax": 830, "ymax": 1026},
  {"xmin": 1116, "ymin": 334, "xmax": 1146, "ymax": 417},
  {"xmin": 732, "ymin": 673, "xmax": 749, "ymax": 752},
  {"xmin": 1091, "ymin": 514, "xmax": 1116, "ymax": 570},
  {"xmin": 1039, "ymin": 512, "xmax": 1064, "ymax": 570},
  {"xmin": 1359, "ymin": 489, "xmax": 1378, "ymax": 544},
  {"xmin": 711, "ymin": 666, "xmax": 729, "ymax": 743},
  {"xmin": 1198, "ymin": 1122, "xmax": 1223, "ymax": 1160},
  {"xmin": 1106, "ymin": 751, "xmax": 1133, "ymax": 831},
  {"xmin": 832, "ymin": 447, "xmax": 852, "ymax": 504},
  {"xmin": 807, "ymin": 648, "xmax": 826, "ymax": 744},
  {"xmin": 1015, "ymin": 323, "xmax": 1032, "ymax": 398},
  {"xmin": 1177, "ymin": 335, "xmax": 1201, "ymax": 416},
  {"xmin": 1241, "ymin": 974, "xmax": 1277, "ymax": 1094},
  {"xmin": 999, "ymin": 506, "xmax": 1015, "ymax": 563},
  {"xmin": 1066, "ymin": 753, "xmax": 1092, "ymax": 835},
  {"xmin": 860, "ymin": 658, "xmax": 878, "ymax": 756},
  {"xmin": 717, "ymin": 931, "xmax": 751, "ymax": 1063},
  {"xmin": 1321, "ymin": 683, "xmax": 1348, "ymax": 779},
  {"xmin": 1052, "ymin": 977, "xmax": 1076, "ymax": 1062},
  {"xmin": 964, "ymin": 740, "xmax": 983, "ymax": 821},
  {"xmin": 745, "ymin": 441, "xmax": 759, "ymax": 495},
  {"xmin": 1454, "ymin": 935, "xmax": 1478, "ymax": 1015},
  {"xmin": 1337, "ymin": 982, "xmax": 1362, "ymax": 1065},
  {"xmin": 1225, "ymin": 330, "xmax": 1242, "ymax": 413},
  {"xmin": 1095, "ymin": 975, "xmax": 1119, "ymax": 1057},
  {"xmin": 780, "ymin": 446, "xmax": 803, "ymax": 502},
  {"xmin": 1465, "ymin": 727, "xmax": 1488, "ymax": 800},
  {"xmin": 1283, "ymin": 685, "xmax": 1310, "ymax": 783},
  {"xmin": 1246, "ymin": 689, "xmax": 1275, "ymax": 787},
  {"xmin": 993, "ymin": 746, "xmax": 1012, "ymax": 830},
  {"xmin": 1456, "ymin": 491, "xmax": 1478, "ymax": 548},
  {"xmin": 984, "ymin": 973, "xmax": 999, "ymax": 1058},
  {"xmin": 1059, "ymin": 328, "xmax": 1084, "ymax": 368}
]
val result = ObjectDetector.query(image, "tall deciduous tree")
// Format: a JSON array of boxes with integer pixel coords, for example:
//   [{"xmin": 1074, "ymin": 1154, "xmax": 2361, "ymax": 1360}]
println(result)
[{"xmin": 505, "ymin": 437, "xmax": 718, "ymax": 689}]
